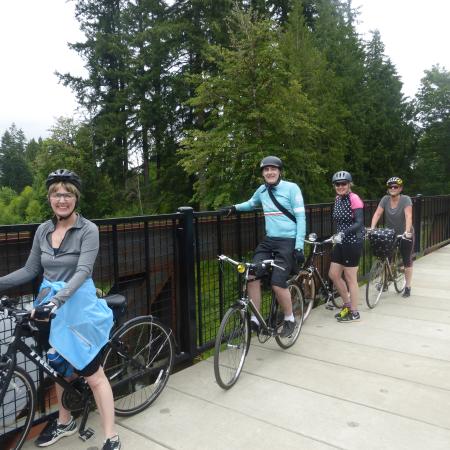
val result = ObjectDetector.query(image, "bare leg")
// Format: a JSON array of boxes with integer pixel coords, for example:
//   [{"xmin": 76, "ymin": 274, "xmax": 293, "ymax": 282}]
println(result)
[
  {"xmin": 85, "ymin": 367, "xmax": 117, "ymax": 439},
  {"xmin": 247, "ymin": 278, "xmax": 262, "ymax": 311},
  {"xmin": 55, "ymin": 383, "xmax": 71, "ymax": 424},
  {"xmin": 405, "ymin": 266, "xmax": 413, "ymax": 288},
  {"xmin": 329, "ymin": 262, "xmax": 349, "ymax": 303},
  {"xmin": 343, "ymin": 266, "xmax": 359, "ymax": 311},
  {"xmin": 272, "ymin": 285, "xmax": 293, "ymax": 316}
]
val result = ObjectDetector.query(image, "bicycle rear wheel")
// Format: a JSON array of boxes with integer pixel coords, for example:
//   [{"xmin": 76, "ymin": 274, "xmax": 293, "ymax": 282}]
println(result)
[
  {"xmin": 102, "ymin": 316, "xmax": 174, "ymax": 417},
  {"xmin": 366, "ymin": 259, "xmax": 385, "ymax": 308},
  {"xmin": 214, "ymin": 305, "xmax": 250, "ymax": 390},
  {"xmin": 392, "ymin": 247, "xmax": 406, "ymax": 293},
  {"xmin": 0, "ymin": 366, "xmax": 36, "ymax": 450},
  {"xmin": 294, "ymin": 271, "xmax": 315, "ymax": 321},
  {"xmin": 275, "ymin": 283, "xmax": 304, "ymax": 349}
]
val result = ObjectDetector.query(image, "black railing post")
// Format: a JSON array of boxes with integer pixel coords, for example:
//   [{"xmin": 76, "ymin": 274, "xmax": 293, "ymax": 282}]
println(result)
[
  {"xmin": 414, "ymin": 194, "xmax": 422, "ymax": 254},
  {"xmin": 177, "ymin": 207, "xmax": 197, "ymax": 361}
]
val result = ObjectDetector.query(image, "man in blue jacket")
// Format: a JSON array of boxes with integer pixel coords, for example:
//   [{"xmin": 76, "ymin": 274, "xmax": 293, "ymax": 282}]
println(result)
[{"xmin": 224, "ymin": 156, "xmax": 306, "ymax": 337}]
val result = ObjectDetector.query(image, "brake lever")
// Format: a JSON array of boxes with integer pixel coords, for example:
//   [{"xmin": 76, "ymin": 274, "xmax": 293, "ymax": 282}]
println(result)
[{"xmin": 271, "ymin": 261, "xmax": 285, "ymax": 271}]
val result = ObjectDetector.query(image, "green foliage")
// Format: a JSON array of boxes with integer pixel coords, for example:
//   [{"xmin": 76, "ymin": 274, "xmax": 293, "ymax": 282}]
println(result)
[
  {"xmin": 0, "ymin": 124, "xmax": 33, "ymax": 193},
  {"xmin": 412, "ymin": 65, "xmax": 450, "ymax": 194},
  {"xmin": 179, "ymin": 8, "xmax": 320, "ymax": 208},
  {"xmin": 2, "ymin": 0, "xmax": 448, "ymax": 222}
]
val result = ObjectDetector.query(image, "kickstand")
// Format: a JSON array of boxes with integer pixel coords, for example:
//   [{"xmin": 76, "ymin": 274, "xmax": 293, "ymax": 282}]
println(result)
[{"xmin": 78, "ymin": 397, "xmax": 95, "ymax": 441}]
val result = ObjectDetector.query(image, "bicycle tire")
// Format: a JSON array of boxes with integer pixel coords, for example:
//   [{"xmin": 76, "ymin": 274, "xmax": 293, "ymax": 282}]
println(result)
[
  {"xmin": 366, "ymin": 259, "xmax": 385, "ymax": 309},
  {"xmin": 214, "ymin": 305, "xmax": 250, "ymax": 390},
  {"xmin": 0, "ymin": 366, "xmax": 36, "ymax": 450},
  {"xmin": 294, "ymin": 271, "xmax": 315, "ymax": 321},
  {"xmin": 275, "ymin": 283, "xmax": 304, "ymax": 349},
  {"xmin": 102, "ymin": 316, "xmax": 174, "ymax": 417},
  {"xmin": 392, "ymin": 246, "xmax": 406, "ymax": 293}
]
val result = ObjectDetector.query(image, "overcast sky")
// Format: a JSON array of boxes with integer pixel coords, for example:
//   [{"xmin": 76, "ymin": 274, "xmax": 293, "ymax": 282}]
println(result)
[{"xmin": 0, "ymin": 0, "xmax": 449, "ymax": 141}]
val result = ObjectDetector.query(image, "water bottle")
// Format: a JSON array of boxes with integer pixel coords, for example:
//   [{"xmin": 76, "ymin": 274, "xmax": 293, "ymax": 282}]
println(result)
[{"xmin": 47, "ymin": 348, "xmax": 74, "ymax": 377}]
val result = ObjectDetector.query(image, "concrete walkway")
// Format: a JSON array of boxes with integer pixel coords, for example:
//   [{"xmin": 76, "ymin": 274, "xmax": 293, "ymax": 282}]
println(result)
[{"xmin": 23, "ymin": 245, "xmax": 450, "ymax": 450}]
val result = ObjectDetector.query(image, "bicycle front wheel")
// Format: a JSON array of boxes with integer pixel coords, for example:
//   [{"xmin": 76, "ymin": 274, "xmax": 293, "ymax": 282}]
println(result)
[
  {"xmin": 214, "ymin": 305, "xmax": 250, "ymax": 390},
  {"xmin": 275, "ymin": 283, "xmax": 304, "ymax": 349},
  {"xmin": 0, "ymin": 366, "xmax": 36, "ymax": 450},
  {"xmin": 366, "ymin": 259, "xmax": 385, "ymax": 308},
  {"xmin": 392, "ymin": 247, "xmax": 406, "ymax": 293},
  {"xmin": 102, "ymin": 316, "xmax": 174, "ymax": 417},
  {"xmin": 294, "ymin": 271, "xmax": 315, "ymax": 321}
]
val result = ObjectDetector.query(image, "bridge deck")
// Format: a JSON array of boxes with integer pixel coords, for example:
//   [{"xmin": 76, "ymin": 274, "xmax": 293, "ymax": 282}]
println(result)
[{"xmin": 23, "ymin": 245, "xmax": 450, "ymax": 450}]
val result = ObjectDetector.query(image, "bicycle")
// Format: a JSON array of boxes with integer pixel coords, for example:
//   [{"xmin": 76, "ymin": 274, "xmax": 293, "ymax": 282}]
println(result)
[
  {"xmin": 365, "ymin": 228, "xmax": 408, "ymax": 308},
  {"xmin": 290, "ymin": 233, "xmax": 344, "ymax": 321},
  {"xmin": 0, "ymin": 294, "xmax": 175, "ymax": 450},
  {"xmin": 213, "ymin": 255, "xmax": 304, "ymax": 390}
]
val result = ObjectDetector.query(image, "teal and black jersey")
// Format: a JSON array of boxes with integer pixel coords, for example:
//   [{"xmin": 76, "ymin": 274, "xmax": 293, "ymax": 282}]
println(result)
[{"xmin": 235, "ymin": 180, "xmax": 306, "ymax": 250}]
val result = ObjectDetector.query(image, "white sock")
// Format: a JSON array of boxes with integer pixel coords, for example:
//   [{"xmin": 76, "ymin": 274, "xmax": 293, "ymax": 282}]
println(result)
[
  {"xmin": 284, "ymin": 313, "xmax": 294, "ymax": 322},
  {"xmin": 251, "ymin": 316, "xmax": 259, "ymax": 324}
]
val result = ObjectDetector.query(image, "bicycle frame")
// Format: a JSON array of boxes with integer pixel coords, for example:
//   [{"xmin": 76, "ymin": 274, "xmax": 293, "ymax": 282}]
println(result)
[
  {"xmin": 302, "ymin": 237, "xmax": 335, "ymax": 300},
  {"xmin": 0, "ymin": 311, "xmax": 95, "ymax": 440},
  {"xmin": 235, "ymin": 262, "xmax": 279, "ymax": 337}
]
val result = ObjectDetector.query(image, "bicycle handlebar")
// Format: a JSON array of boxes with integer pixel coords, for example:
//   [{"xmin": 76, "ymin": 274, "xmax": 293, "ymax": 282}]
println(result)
[
  {"xmin": 0, "ymin": 296, "xmax": 32, "ymax": 320},
  {"xmin": 218, "ymin": 255, "xmax": 285, "ymax": 271},
  {"xmin": 364, "ymin": 227, "xmax": 412, "ymax": 242},
  {"xmin": 304, "ymin": 236, "xmax": 335, "ymax": 246}
]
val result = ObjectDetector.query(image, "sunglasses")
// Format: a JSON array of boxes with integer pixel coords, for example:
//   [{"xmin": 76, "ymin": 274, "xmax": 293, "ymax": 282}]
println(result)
[
  {"xmin": 334, "ymin": 182, "xmax": 348, "ymax": 187},
  {"xmin": 388, "ymin": 185, "xmax": 400, "ymax": 190}
]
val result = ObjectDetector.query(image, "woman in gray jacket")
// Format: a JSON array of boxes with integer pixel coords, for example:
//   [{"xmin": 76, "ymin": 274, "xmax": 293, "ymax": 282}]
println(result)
[{"xmin": 0, "ymin": 169, "xmax": 120, "ymax": 450}]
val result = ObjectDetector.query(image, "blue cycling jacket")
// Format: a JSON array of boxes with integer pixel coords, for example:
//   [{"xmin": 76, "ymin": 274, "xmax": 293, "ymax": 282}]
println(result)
[
  {"xmin": 36, "ymin": 278, "xmax": 113, "ymax": 370},
  {"xmin": 235, "ymin": 180, "xmax": 306, "ymax": 250}
]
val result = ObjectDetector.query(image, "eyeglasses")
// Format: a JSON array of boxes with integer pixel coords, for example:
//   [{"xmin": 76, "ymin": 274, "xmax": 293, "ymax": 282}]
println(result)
[
  {"xmin": 334, "ymin": 182, "xmax": 348, "ymax": 187},
  {"xmin": 388, "ymin": 185, "xmax": 399, "ymax": 190},
  {"xmin": 50, "ymin": 193, "xmax": 76, "ymax": 200}
]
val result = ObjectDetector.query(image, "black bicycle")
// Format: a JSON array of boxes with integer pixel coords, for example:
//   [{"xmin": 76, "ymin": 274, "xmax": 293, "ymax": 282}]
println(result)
[
  {"xmin": 214, "ymin": 255, "xmax": 304, "ymax": 390},
  {"xmin": 0, "ymin": 294, "xmax": 174, "ymax": 450},
  {"xmin": 290, "ymin": 233, "xmax": 344, "ymax": 321},
  {"xmin": 366, "ymin": 229, "xmax": 408, "ymax": 308}
]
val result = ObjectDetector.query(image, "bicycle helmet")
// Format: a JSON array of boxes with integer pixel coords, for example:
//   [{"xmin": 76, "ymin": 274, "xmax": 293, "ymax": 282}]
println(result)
[
  {"xmin": 260, "ymin": 156, "xmax": 283, "ymax": 171},
  {"xmin": 46, "ymin": 169, "xmax": 82, "ymax": 191},
  {"xmin": 331, "ymin": 171, "xmax": 352, "ymax": 184},
  {"xmin": 386, "ymin": 176, "xmax": 403, "ymax": 186}
]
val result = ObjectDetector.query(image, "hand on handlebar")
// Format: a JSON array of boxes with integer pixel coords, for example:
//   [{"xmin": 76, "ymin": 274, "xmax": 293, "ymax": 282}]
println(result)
[
  {"xmin": 403, "ymin": 231, "xmax": 413, "ymax": 240},
  {"xmin": 294, "ymin": 249, "xmax": 305, "ymax": 265},
  {"xmin": 219, "ymin": 205, "xmax": 236, "ymax": 217},
  {"xmin": 332, "ymin": 232, "xmax": 344, "ymax": 244},
  {"xmin": 32, "ymin": 302, "xmax": 57, "ymax": 321}
]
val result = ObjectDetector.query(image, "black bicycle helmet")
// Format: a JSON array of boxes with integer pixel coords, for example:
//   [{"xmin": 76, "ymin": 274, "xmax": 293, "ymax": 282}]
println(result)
[
  {"xmin": 386, "ymin": 176, "xmax": 403, "ymax": 186},
  {"xmin": 46, "ymin": 169, "xmax": 82, "ymax": 191},
  {"xmin": 332, "ymin": 171, "xmax": 352, "ymax": 184},
  {"xmin": 260, "ymin": 156, "xmax": 283, "ymax": 171}
]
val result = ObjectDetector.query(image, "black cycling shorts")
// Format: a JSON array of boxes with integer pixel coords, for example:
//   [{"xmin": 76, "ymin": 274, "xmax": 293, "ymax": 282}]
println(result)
[
  {"xmin": 331, "ymin": 242, "xmax": 363, "ymax": 267},
  {"xmin": 252, "ymin": 237, "xmax": 295, "ymax": 288}
]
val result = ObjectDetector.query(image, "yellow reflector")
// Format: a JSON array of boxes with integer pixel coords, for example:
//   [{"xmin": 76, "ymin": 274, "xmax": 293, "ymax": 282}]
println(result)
[{"xmin": 237, "ymin": 264, "xmax": 246, "ymax": 273}]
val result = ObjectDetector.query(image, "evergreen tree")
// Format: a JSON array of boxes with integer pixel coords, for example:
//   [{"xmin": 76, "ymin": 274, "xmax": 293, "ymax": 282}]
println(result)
[
  {"xmin": 413, "ymin": 65, "xmax": 450, "ymax": 194},
  {"xmin": 179, "ymin": 9, "xmax": 319, "ymax": 208},
  {"xmin": 58, "ymin": 0, "xmax": 131, "ymax": 187},
  {"xmin": 361, "ymin": 31, "xmax": 415, "ymax": 195},
  {"xmin": 0, "ymin": 124, "xmax": 33, "ymax": 192}
]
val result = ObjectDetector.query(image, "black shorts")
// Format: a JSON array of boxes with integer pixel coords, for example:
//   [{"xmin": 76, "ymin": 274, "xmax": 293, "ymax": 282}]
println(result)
[
  {"xmin": 331, "ymin": 242, "xmax": 363, "ymax": 267},
  {"xmin": 252, "ymin": 237, "xmax": 295, "ymax": 288},
  {"xmin": 35, "ymin": 321, "xmax": 102, "ymax": 377}
]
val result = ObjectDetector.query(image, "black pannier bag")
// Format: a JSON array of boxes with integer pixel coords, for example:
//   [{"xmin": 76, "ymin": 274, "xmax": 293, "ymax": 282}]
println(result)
[{"xmin": 369, "ymin": 228, "xmax": 396, "ymax": 258}]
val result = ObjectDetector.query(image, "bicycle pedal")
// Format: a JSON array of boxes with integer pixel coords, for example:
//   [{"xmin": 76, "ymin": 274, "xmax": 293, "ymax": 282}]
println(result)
[{"xmin": 79, "ymin": 427, "xmax": 95, "ymax": 441}]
